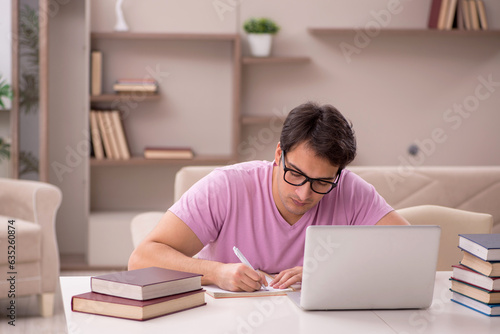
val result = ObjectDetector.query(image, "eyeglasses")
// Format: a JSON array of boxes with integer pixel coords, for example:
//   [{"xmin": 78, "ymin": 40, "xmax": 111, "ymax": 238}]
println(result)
[{"xmin": 281, "ymin": 151, "xmax": 341, "ymax": 195}]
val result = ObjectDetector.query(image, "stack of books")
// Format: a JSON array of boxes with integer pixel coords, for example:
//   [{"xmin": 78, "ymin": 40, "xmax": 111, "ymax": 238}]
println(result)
[
  {"xmin": 72, "ymin": 267, "xmax": 206, "ymax": 321},
  {"xmin": 89, "ymin": 110, "xmax": 130, "ymax": 160},
  {"xmin": 113, "ymin": 79, "xmax": 158, "ymax": 95},
  {"xmin": 428, "ymin": 0, "xmax": 489, "ymax": 30},
  {"xmin": 450, "ymin": 234, "xmax": 500, "ymax": 317}
]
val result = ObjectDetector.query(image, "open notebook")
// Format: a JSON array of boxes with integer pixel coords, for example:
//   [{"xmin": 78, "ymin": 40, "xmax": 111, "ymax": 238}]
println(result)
[{"xmin": 204, "ymin": 272, "xmax": 299, "ymax": 298}]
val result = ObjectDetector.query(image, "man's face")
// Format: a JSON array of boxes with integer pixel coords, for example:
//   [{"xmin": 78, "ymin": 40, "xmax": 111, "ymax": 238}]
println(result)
[{"xmin": 273, "ymin": 142, "xmax": 340, "ymax": 224}]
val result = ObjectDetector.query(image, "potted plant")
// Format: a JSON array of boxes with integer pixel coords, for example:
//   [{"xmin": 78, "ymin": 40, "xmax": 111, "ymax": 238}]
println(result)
[{"xmin": 243, "ymin": 18, "xmax": 280, "ymax": 57}]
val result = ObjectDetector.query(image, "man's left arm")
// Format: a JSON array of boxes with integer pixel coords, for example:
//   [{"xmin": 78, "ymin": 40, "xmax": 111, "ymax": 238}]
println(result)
[{"xmin": 375, "ymin": 210, "xmax": 410, "ymax": 225}]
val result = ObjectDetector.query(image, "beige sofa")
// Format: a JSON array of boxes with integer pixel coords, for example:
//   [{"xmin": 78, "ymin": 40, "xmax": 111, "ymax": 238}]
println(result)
[{"xmin": 173, "ymin": 165, "xmax": 500, "ymax": 234}]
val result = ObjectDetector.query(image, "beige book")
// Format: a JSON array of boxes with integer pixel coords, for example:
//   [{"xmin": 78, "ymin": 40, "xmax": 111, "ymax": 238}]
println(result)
[
  {"xmin": 103, "ymin": 111, "xmax": 121, "ymax": 159},
  {"xmin": 91, "ymin": 51, "xmax": 102, "ymax": 96},
  {"xmin": 476, "ymin": 0, "xmax": 488, "ymax": 30},
  {"xmin": 461, "ymin": 0, "xmax": 472, "ymax": 30},
  {"xmin": 444, "ymin": 0, "xmax": 458, "ymax": 30},
  {"xmin": 469, "ymin": 0, "xmax": 480, "ymax": 30},
  {"xmin": 89, "ymin": 111, "xmax": 104, "ymax": 160},
  {"xmin": 437, "ymin": 0, "xmax": 450, "ymax": 30},
  {"xmin": 110, "ymin": 110, "xmax": 130, "ymax": 159},
  {"xmin": 96, "ymin": 111, "xmax": 114, "ymax": 159}
]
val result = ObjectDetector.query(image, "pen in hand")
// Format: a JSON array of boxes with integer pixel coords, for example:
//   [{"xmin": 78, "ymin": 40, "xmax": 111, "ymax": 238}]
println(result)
[{"xmin": 233, "ymin": 246, "xmax": 268, "ymax": 291}]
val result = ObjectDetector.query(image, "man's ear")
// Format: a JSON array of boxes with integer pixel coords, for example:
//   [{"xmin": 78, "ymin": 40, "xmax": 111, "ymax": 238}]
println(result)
[{"xmin": 274, "ymin": 142, "xmax": 282, "ymax": 164}]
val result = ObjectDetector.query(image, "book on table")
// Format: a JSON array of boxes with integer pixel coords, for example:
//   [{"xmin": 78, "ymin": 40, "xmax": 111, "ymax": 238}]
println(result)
[
  {"xmin": 91, "ymin": 267, "xmax": 203, "ymax": 300},
  {"xmin": 450, "ymin": 279, "xmax": 500, "ymax": 304},
  {"xmin": 459, "ymin": 234, "xmax": 500, "ymax": 261},
  {"xmin": 451, "ymin": 291, "xmax": 500, "ymax": 317},
  {"xmin": 452, "ymin": 264, "xmax": 500, "ymax": 291},
  {"xmin": 143, "ymin": 147, "xmax": 194, "ymax": 159},
  {"xmin": 460, "ymin": 250, "xmax": 500, "ymax": 277},
  {"xmin": 71, "ymin": 289, "xmax": 206, "ymax": 321}
]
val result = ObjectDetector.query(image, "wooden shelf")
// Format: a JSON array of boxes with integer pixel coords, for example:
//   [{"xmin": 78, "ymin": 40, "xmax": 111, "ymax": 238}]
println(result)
[
  {"xmin": 91, "ymin": 32, "xmax": 238, "ymax": 41},
  {"xmin": 90, "ymin": 155, "xmax": 234, "ymax": 167},
  {"xmin": 90, "ymin": 94, "xmax": 160, "ymax": 103},
  {"xmin": 242, "ymin": 56, "xmax": 311, "ymax": 65},
  {"xmin": 241, "ymin": 115, "xmax": 286, "ymax": 125},
  {"xmin": 308, "ymin": 27, "xmax": 500, "ymax": 35}
]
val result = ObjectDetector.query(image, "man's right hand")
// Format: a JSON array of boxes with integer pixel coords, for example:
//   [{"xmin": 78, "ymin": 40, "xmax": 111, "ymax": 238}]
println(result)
[{"xmin": 212, "ymin": 263, "xmax": 267, "ymax": 292}]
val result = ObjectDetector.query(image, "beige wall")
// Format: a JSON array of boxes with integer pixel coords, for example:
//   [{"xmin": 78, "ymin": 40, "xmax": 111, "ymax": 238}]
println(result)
[{"xmin": 53, "ymin": 0, "xmax": 500, "ymax": 255}]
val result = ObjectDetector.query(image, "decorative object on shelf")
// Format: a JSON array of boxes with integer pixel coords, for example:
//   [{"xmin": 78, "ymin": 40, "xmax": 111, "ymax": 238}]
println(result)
[
  {"xmin": 114, "ymin": 0, "xmax": 129, "ymax": 32},
  {"xmin": 243, "ymin": 17, "xmax": 280, "ymax": 57},
  {"xmin": 0, "ymin": 74, "xmax": 12, "ymax": 164}
]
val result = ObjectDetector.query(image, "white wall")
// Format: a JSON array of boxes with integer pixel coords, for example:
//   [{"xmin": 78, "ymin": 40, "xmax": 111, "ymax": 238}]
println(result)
[{"xmin": 0, "ymin": 0, "xmax": 12, "ymax": 177}]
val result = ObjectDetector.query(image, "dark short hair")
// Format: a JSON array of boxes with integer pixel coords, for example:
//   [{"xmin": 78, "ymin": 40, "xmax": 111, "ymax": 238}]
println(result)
[{"xmin": 280, "ymin": 102, "xmax": 356, "ymax": 169}]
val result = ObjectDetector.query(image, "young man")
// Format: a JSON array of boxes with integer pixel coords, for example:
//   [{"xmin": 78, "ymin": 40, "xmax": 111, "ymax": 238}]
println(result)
[{"xmin": 128, "ymin": 102, "xmax": 409, "ymax": 292}]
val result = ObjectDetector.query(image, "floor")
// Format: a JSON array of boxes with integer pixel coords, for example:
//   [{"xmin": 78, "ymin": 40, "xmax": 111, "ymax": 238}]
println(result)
[{"xmin": 0, "ymin": 269, "xmax": 120, "ymax": 334}]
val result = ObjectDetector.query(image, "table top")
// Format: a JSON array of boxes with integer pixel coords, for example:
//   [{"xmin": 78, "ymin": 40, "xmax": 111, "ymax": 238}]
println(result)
[{"xmin": 61, "ymin": 272, "xmax": 500, "ymax": 334}]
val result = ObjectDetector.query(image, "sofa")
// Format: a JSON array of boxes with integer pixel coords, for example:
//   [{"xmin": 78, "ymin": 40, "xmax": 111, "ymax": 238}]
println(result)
[
  {"xmin": 0, "ymin": 178, "xmax": 62, "ymax": 317},
  {"xmin": 173, "ymin": 165, "xmax": 500, "ymax": 234}
]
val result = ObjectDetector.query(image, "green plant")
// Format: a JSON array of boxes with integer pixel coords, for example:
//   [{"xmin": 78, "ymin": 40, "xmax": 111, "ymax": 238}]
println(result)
[
  {"xmin": 0, "ymin": 75, "xmax": 12, "ymax": 109},
  {"xmin": 243, "ymin": 18, "xmax": 280, "ymax": 34}
]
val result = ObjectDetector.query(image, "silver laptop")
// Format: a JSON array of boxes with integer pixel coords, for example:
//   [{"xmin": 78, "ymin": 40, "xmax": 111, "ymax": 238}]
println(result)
[{"xmin": 288, "ymin": 225, "xmax": 441, "ymax": 310}]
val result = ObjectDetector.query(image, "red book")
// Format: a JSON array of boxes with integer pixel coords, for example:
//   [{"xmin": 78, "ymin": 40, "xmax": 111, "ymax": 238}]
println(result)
[
  {"xmin": 428, "ymin": 0, "xmax": 444, "ymax": 28},
  {"xmin": 71, "ymin": 289, "xmax": 206, "ymax": 321},
  {"xmin": 91, "ymin": 267, "xmax": 202, "ymax": 300}
]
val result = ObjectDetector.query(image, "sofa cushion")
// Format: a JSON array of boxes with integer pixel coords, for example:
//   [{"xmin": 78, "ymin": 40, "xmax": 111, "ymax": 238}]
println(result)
[{"xmin": 0, "ymin": 215, "xmax": 42, "ymax": 264}]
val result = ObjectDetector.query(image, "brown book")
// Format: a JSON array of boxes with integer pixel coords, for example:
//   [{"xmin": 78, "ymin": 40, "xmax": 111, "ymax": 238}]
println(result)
[
  {"xmin": 450, "ymin": 279, "xmax": 500, "ymax": 304},
  {"xmin": 110, "ymin": 110, "xmax": 130, "ymax": 159},
  {"xmin": 144, "ymin": 147, "xmax": 194, "ymax": 160},
  {"xmin": 71, "ymin": 289, "xmax": 206, "ymax": 321},
  {"xmin": 91, "ymin": 51, "xmax": 102, "ymax": 96},
  {"xmin": 475, "ymin": 0, "xmax": 488, "ymax": 30},
  {"xmin": 89, "ymin": 110, "xmax": 105, "ymax": 160},
  {"xmin": 461, "ymin": 0, "xmax": 472, "ymax": 29},
  {"xmin": 91, "ymin": 267, "xmax": 203, "ymax": 300},
  {"xmin": 461, "ymin": 251, "xmax": 500, "ymax": 277}
]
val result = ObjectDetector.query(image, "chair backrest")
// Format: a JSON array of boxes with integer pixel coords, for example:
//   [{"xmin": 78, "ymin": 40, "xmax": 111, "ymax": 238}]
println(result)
[
  {"xmin": 174, "ymin": 166, "xmax": 221, "ymax": 201},
  {"xmin": 130, "ymin": 166, "xmax": 219, "ymax": 249},
  {"xmin": 130, "ymin": 211, "xmax": 165, "ymax": 248},
  {"xmin": 396, "ymin": 205, "xmax": 493, "ymax": 271}
]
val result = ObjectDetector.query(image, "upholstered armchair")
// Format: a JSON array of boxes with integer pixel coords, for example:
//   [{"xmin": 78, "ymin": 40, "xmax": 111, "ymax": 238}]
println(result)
[{"xmin": 0, "ymin": 178, "xmax": 62, "ymax": 317}]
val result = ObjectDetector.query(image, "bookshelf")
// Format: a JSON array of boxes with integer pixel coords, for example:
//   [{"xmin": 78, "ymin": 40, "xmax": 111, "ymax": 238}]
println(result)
[{"xmin": 308, "ymin": 27, "xmax": 500, "ymax": 35}]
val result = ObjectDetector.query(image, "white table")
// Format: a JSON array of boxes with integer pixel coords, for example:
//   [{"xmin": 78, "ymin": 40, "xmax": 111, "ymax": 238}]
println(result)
[{"xmin": 61, "ymin": 272, "xmax": 500, "ymax": 333}]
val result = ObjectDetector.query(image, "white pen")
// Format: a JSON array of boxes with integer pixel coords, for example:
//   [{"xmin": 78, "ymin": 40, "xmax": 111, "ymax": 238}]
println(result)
[{"xmin": 233, "ymin": 246, "xmax": 267, "ymax": 291}]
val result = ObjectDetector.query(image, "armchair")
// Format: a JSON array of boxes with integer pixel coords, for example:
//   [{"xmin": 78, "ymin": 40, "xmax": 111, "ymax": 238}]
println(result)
[{"xmin": 0, "ymin": 178, "xmax": 62, "ymax": 317}]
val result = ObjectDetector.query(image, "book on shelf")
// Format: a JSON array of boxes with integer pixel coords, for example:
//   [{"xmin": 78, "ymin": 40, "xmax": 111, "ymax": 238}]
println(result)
[
  {"xmin": 71, "ymin": 289, "xmax": 206, "ymax": 321},
  {"xmin": 204, "ymin": 271, "xmax": 299, "ymax": 299},
  {"xmin": 90, "ymin": 50, "xmax": 102, "ymax": 96},
  {"xmin": 92, "ymin": 110, "xmax": 130, "ymax": 160},
  {"xmin": 444, "ymin": 0, "xmax": 459, "ymax": 29},
  {"xmin": 459, "ymin": 234, "xmax": 500, "ymax": 261},
  {"xmin": 428, "ymin": 0, "xmax": 444, "ymax": 28},
  {"xmin": 91, "ymin": 267, "xmax": 203, "ymax": 301},
  {"xmin": 113, "ymin": 78, "xmax": 158, "ymax": 94},
  {"xmin": 452, "ymin": 264, "xmax": 500, "ymax": 291},
  {"xmin": 460, "ymin": 250, "xmax": 500, "ymax": 277},
  {"xmin": 89, "ymin": 111, "xmax": 105, "ymax": 160},
  {"xmin": 450, "ymin": 278, "xmax": 500, "ymax": 304},
  {"xmin": 468, "ymin": 0, "xmax": 481, "ymax": 30},
  {"xmin": 475, "ymin": 0, "xmax": 488, "ymax": 30},
  {"xmin": 143, "ymin": 147, "xmax": 194, "ymax": 160},
  {"xmin": 451, "ymin": 291, "xmax": 500, "ymax": 317}
]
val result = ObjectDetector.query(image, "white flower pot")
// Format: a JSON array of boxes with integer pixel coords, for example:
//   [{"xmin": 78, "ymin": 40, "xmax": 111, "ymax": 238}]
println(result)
[{"xmin": 247, "ymin": 34, "xmax": 273, "ymax": 57}]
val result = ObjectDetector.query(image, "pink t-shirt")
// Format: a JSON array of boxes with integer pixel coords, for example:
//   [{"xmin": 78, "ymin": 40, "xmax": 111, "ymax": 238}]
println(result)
[{"xmin": 169, "ymin": 160, "xmax": 393, "ymax": 274}]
